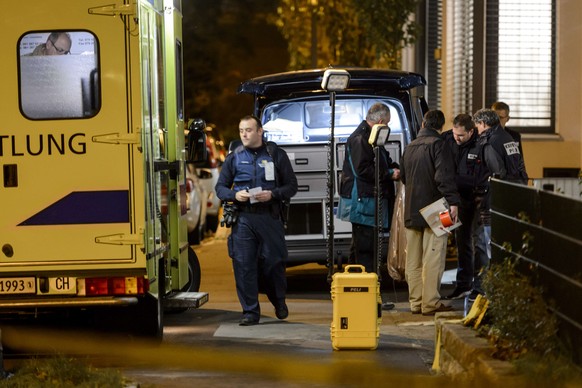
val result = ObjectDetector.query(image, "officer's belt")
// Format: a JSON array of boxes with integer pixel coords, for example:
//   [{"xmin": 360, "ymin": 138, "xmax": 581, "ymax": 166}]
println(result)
[{"xmin": 239, "ymin": 205, "xmax": 274, "ymax": 214}]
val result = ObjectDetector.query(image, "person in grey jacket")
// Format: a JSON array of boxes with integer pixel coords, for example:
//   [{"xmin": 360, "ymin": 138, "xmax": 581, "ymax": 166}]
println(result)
[{"xmin": 400, "ymin": 110, "xmax": 460, "ymax": 315}]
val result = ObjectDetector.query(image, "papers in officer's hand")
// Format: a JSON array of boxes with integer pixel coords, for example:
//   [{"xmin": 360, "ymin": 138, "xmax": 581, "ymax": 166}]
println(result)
[
  {"xmin": 419, "ymin": 197, "xmax": 462, "ymax": 237},
  {"xmin": 249, "ymin": 187, "xmax": 262, "ymax": 204}
]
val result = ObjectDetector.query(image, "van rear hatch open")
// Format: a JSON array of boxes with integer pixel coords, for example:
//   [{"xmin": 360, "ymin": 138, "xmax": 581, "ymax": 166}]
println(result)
[{"xmin": 238, "ymin": 67, "xmax": 427, "ymax": 267}]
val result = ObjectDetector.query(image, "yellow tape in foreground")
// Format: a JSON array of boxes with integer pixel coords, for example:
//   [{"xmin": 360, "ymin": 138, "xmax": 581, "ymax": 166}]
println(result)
[{"xmin": 1, "ymin": 325, "xmax": 450, "ymax": 387}]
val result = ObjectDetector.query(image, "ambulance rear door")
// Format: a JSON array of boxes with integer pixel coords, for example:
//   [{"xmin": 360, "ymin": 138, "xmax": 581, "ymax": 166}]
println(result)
[{"xmin": 0, "ymin": 1, "xmax": 146, "ymax": 272}]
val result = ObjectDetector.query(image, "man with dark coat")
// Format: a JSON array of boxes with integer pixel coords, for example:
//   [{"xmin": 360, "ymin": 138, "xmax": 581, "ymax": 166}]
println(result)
[
  {"xmin": 467, "ymin": 108, "xmax": 528, "ymax": 300},
  {"xmin": 442, "ymin": 114, "xmax": 500, "ymax": 300},
  {"xmin": 339, "ymin": 102, "xmax": 400, "ymax": 310},
  {"xmin": 473, "ymin": 108, "xmax": 528, "ymax": 184},
  {"xmin": 339, "ymin": 103, "xmax": 400, "ymax": 275},
  {"xmin": 400, "ymin": 109, "xmax": 460, "ymax": 315}
]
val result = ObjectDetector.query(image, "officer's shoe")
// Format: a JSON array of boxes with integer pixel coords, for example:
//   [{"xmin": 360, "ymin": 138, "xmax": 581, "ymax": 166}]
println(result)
[
  {"xmin": 445, "ymin": 286, "xmax": 472, "ymax": 300},
  {"xmin": 239, "ymin": 316, "xmax": 259, "ymax": 326},
  {"xmin": 275, "ymin": 303, "xmax": 289, "ymax": 320}
]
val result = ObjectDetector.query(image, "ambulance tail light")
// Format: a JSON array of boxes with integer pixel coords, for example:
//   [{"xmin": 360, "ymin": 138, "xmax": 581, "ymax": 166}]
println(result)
[{"xmin": 80, "ymin": 276, "xmax": 148, "ymax": 296}]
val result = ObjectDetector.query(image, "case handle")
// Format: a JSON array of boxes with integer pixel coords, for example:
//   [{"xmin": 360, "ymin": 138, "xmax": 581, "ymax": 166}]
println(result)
[{"xmin": 344, "ymin": 265, "xmax": 365, "ymax": 273}]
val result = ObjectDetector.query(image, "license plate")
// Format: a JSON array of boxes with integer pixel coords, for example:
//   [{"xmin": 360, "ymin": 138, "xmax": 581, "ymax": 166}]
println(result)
[
  {"xmin": 47, "ymin": 277, "xmax": 76, "ymax": 294},
  {"xmin": 0, "ymin": 277, "xmax": 36, "ymax": 295}
]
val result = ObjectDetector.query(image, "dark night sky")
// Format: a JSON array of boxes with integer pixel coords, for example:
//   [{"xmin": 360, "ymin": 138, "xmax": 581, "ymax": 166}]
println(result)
[{"xmin": 182, "ymin": 1, "xmax": 289, "ymax": 142}]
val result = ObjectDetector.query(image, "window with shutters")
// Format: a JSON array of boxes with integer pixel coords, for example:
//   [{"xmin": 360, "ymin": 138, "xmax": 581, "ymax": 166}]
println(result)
[
  {"xmin": 445, "ymin": 0, "xmax": 555, "ymax": 133},
  {"xmin": 446, "ymin": 0, "xmax": 476, "ymax": 116},
  {"xmin": 426, "ymin": 0, "xmax": 443, "ymax": 108},
  {"xmin": 486, "ymin": 0, "xmax": 555, "ymax": 133}
]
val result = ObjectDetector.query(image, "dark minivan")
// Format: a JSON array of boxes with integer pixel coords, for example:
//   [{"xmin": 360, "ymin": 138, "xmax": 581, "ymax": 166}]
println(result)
[{"xmin": 237, "ymin": 67, "xmax": 428, "ymax": 269}]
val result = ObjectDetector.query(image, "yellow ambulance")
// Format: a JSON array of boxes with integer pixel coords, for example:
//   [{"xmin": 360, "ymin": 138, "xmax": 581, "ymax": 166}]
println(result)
[{"xmin": 0, "ymin": 0, "xmax": 207, "ymax": 337}]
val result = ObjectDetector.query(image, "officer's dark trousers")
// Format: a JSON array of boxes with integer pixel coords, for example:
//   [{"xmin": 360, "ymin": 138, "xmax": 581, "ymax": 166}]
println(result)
[
  {"xmin": 227, "ymin": 211, "xmax": 287, "ymax": 320},
  {"xmin": 454, "ymin": 195, "xmax": 489, "ymax": 290}
]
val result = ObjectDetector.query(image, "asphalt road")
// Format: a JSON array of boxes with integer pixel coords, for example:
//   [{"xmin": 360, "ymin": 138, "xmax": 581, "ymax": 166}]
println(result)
[
  {"xmin": 121, "ymin": 229, "xmax": 463, "ymax": 387},
  {"xmin": 0, "ymin": 228, "xmax": 463, "ymax": 387}
]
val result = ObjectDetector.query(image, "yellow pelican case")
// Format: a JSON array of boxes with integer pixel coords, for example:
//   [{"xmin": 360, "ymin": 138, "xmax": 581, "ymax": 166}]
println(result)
[{"xmin": 330, "ymin": 265, "xmax": 382, "ymax": 350}]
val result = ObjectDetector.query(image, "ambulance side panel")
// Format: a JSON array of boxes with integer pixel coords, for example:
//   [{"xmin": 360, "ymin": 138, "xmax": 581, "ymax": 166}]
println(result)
[{"xmin": 1, "ymin": 2, "xmax": 146, "ymax": 273}]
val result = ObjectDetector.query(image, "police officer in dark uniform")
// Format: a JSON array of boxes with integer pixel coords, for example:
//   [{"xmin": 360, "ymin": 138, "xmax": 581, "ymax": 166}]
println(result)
[
  {"xmin": 215, "ymin": 115, "xmax": 297, "ymax": 326},
  {"xmin": 442, "ymin": 114, "xmax": 500, "ymax": 300},
  {"xmin": 473, "ymin": 108, "xmax": 528, "ymax": 184},
  {"xmin": 467, "ymin": 108, "xmax": 527, "ymax": 299}
]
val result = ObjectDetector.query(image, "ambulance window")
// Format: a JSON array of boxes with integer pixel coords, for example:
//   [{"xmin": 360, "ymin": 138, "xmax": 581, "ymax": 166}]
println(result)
[{"xmin": 18, "ymin": 31, "xmax": 101, "ymax": 120}]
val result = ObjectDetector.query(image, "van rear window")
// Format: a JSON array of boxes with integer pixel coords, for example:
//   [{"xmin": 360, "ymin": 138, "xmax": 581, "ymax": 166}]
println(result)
[
  {"xmin": 18, "ymin": 31, "xmax": 100, "ymax": 120},
  {"xmin": 262, "ymin": 98, "xmax": 406, "ymax": 144}
]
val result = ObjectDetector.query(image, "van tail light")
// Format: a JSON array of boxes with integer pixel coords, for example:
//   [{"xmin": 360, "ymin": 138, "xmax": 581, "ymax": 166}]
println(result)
[{"xmin": 79, "ymin": 276, "xmax": 148, "ymax": 296}]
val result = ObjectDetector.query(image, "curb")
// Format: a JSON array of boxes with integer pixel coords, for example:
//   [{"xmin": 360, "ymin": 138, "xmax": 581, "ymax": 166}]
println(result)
[{"xmin": 434, "ymin": 313, "xmax": 526, "ymax": 386}]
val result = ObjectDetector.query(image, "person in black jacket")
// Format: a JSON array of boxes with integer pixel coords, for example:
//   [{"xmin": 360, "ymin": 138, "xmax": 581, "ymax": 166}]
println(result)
[
  {"xmin": 473, "ymin": 108, "xmax": 528, "ymax": 184},
  {"xmin": 491, "ymin": 101, "xmax": 525, "ymax": 162},
  {"xmin": 468, "ymin": 108, "xmax": 528, "ymax": 300},
  {"xmin": 442, "ymin": 114, "xmax": 500, "ymax": 300},
  {"xmin": 472, "ymin": 107, "xmax": 527, "ymax": 268},
  {"xmin": 339, "ymin": 103, "xmax": 399, "ymax": 272},
  {"xmin": 400, "ymin": 110, "xmax": 460, "ymax": 315},
  {"xmin": 338, "ymin": 103, "xmax": 399, "ymax": 310},
  {"xmin": 216, "ymin": 115, "xmax": 298, "ymax": 326}
]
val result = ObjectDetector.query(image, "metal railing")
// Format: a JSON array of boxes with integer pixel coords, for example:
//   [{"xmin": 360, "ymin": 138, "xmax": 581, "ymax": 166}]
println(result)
[{"xmin": 490, "ymin": 178, "xmax": 582, "ymax": 365}]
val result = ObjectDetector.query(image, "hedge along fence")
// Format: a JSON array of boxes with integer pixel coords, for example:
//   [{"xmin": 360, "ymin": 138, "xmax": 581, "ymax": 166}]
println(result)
[{"xmin": 489, "ymin": 178, "xmax": 582, "ymax": 366}]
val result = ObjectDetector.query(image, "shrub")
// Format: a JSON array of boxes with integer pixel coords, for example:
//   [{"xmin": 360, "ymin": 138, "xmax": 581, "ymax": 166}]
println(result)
[
  {"xmin": 482, "ymin": 257, "xmax": 559, "ymax": 359},
  {"xmin": 0, "ymin": 355, "xmax": 126, "ymax": 388},
  {"xmin": 481, "ymin": 257, "xmax": 582, "ymax": 383}
]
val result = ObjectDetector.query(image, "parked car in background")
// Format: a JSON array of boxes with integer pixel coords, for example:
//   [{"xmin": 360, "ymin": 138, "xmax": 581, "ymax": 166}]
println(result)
[
  {"xmin": 185, "ymin": 163, "xmax": 208, "ymax": 245},
  {"xmin": 189, "ymin": 120, "xmax": 223, "ymax": 234},
  {"xmin": 185, "ymin": 119, "xmax": 210, "ymax": 245},
  {"xmin": 205, "ymin": 123, "xmax": 227, "ymax": 164}
]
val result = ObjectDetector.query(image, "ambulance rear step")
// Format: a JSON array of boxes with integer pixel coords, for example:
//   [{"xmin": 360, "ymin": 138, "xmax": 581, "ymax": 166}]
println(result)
[{"xmin": 164, "ymin": 291, "xmax": 208, "ymax": 310}]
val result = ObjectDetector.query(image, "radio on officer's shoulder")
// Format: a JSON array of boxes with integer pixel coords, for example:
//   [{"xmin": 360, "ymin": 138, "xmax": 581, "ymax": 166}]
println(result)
[{"xmin": 368, "ymin": 124, "xmax": 390, "ymax": 147}]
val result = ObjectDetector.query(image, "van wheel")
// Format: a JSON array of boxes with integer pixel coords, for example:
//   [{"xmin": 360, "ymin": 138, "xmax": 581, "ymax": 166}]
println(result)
[{"xmin": 183, "ymin": 247, "xmax": 201, "ymax": 292}]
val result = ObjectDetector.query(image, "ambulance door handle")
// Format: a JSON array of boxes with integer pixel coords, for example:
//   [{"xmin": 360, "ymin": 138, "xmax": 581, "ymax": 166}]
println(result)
[
  {"xmin": 3, "ymin": 164, "xmax": 18, "ymax": 187},
  {"xmin": 92, "ymin": 132, "xmax": 141, "ymax": 147}
]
